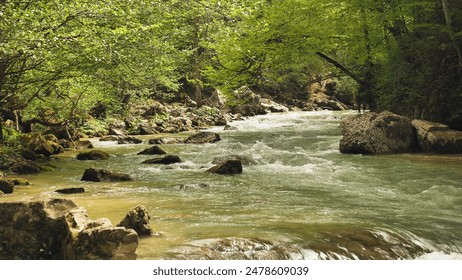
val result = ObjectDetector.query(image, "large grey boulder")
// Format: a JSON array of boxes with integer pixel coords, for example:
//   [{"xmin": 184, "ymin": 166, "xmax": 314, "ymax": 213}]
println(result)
[
  {"xmin": 0, "ymin": 198, "xmax": 138, "ymax": 260},
  {"xmin": 339, "ymin": 111, "xmax": 416, "ymax": 154},
  {"xmin": 412, "ymin": 119, "xmax": 462, "ymax": 153}
]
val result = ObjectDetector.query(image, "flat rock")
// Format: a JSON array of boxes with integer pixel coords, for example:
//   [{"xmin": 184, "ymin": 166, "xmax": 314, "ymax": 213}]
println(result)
[
  {"xmin": 185, "ymin": 132, "xmax": 221, "ymax": 144},
  {"xmin": 412, "ymin": 119, "xmax": 462, "ymax": 153}
]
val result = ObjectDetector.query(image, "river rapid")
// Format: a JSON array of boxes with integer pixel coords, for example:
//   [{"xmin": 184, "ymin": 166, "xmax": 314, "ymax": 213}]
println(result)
[{"xmin": 5, "ymin": 110, "xmax": 462, "ymax": 259}]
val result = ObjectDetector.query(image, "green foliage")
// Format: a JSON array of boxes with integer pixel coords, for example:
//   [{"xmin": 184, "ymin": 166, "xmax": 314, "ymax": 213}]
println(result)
[{"xmin": 1, "ymin": 0, "xmax": 461, "ymax": 131}]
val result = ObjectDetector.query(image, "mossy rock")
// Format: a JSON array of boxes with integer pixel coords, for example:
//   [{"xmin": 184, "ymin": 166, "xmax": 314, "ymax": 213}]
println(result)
[{"xmin": 76, "ymin": 150, "xmax": 110, "ymax": 160}]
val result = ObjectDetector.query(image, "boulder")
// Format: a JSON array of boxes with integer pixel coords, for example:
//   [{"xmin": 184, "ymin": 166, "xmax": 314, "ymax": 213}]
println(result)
[
  {"xmin": 0, "ymin": 198, "xmax": 138, "ymax": 260},
  {"xmin": 261, "ymin": 98, "xmax": 289, "ymax": 113},
  {"xmin": 0, "ymin": 172, "xmax": 14, "ymax": 194},
  {"xmin": 81, "ymin": 168, "xmax": 133, "ymax": 182},
  {"xmin": 138, "ymin": 122, "xmax": 158, "ymax": 135},
  {"xmin": 74, "ymin": 140, "xmax": 94, "ymax": 149},
  {"xmin": 117, "ymin": 205, "xmax": 153, "ymax": 236},
  {"xmin": 137, "ymin": 146, "xmax": 166, "ymax": 155},
  {"xmin": 11, "ymin": 160, "xmax": 42, "ymax": 174},
  {"xmin": 108, "ymin": 120, "xmax": 126, "ymax": 136},
  {"xmin": 185, "ymin": 131, "xmax": 221, "ymax": 144},
  {"xmin": 412, "ymin": 119, "xmax": 462, "ymax": 153},
  {"xmin": 142, "ymin": 155, "xmax": 182, "ymax": 165},
  {"xmin": 55, "ymin": 188, "xmax": 85, "ymax": 194},
  {"xmin": 99, "ymin": 135, "xmax": 120, "ymax": 141},
  {"xmin": 339, "ymin": 111, "xmax": 416, "ymax": 154},
  {"xmin": 227, "ymin": 86, "xmax": 268, "ymax": 116},
  {"xmin": 212, "ymin": 155, "xmax": 256, "ymax": 166},
  {"xmin": 20, "ymin": 132, "xmax": 62, "ymax": 157},
  {"xmin": 117, "ymin": 136, "xmax": 143, "ymax": 145},
  {"xmin": 310, "ymin": 91, "xmax": 348, "ymax": 111},
  {"xmin": 207, "ymin": 160, "xmax": 243, "ymax": 175},
  {"xmin": 76, "ymin": 150, "xmax": 110, "ymax": 160}
]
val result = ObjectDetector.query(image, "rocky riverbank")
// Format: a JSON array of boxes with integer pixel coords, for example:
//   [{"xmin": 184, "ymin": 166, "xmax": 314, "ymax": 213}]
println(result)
[{"xmin": 340, "ymin": 111, "xmax": 462, "ymax": 154}]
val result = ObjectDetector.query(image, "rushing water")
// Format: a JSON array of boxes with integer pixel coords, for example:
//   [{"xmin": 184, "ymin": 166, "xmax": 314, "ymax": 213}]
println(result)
[{"xmin": 4, "ymin": 111, "xmax": 462, "ymax": 259}]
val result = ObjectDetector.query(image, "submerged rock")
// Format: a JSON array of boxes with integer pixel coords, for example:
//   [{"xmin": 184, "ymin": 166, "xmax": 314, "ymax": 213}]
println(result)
[
  {"xmin": 174, "ymin": 183, "xmax": 211, "ymax": 190},
  {"xmin": 148, "ymin": 137, "xmax": 185, "ymax": 145},
  {"xmin": 142, "ymin": 155, "xmax": 182, "ymax": 165},
  {"xmin": 76, "ymin": 150, "xmax": 110, "ymax": 160},
  {"xmin": 303, "ymin": 227, "xmax": 430, "ymax": 260},
  {"xmin": 412, "ymin": 119, "xmax": 462, "ymax": 153},
  {"xmin": 185, "ymin": 131, "xmax": 221, "ymax": 144},
  {"xmin": 170, "ymin": 238, "xmax": 303, "ymax": 260},
  {"xmin": 207, "ymin": 160, "xmax": 243, "ymax": 175},
  {"xmin": 117, "ymin": 205, "xmax": 153, "ymax": 236},
  {"xmin": 0, "ymin": 198, "xmax": 138, "ymax": 260},
  {"xmin": 81, "ymin": 168, "xmax": 132, "ymax": 182},
  {"xmin": 212, "ymin": 155, "xmax": 256, "ymax": 166},
  {"xmin": 339, "ymin": 111, "xmax": 416, "ymax": 154},
  {"xmin": 55, "ymin": 187, "xmax": 85, "ymax": 194},
  {"xmin": 137, "ymin": 146, "xmax": 166, "ymax": 155}
]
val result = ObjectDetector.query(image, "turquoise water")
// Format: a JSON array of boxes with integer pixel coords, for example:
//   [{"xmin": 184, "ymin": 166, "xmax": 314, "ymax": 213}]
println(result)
[{"xmin": 4, "ymin": 111, "xmax": 462, "ymax": 259}]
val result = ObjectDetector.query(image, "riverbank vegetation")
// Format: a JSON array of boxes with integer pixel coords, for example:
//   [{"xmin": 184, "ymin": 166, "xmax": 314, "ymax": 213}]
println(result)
[{"xmin": 1, "ymin": 0, "xmax": 461, "ymax": 145}]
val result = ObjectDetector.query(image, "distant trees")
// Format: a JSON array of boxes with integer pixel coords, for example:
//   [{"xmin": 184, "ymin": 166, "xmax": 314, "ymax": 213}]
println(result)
[{"xmin": 1, "ymin": 0, "xmax": 461, "ymax": 138}]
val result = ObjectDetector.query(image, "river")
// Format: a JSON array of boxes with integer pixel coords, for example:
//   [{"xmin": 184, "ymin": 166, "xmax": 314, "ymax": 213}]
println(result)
[{"xmin": 5, "ymin": 110, "xmax": 462, "ymax": 259}]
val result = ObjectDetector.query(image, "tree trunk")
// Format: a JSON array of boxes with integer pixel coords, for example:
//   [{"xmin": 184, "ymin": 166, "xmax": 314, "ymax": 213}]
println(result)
[
  {"xmin": 441, "ymin": 0, "xmax": 462, "ymax": 74},
  {"xmin": 193, "ymin": 18, "xmax": 203, "ymax": 108}
]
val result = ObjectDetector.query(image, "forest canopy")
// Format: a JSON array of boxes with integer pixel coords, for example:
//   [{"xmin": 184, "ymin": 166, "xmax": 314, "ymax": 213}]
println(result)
[{"xmin": 1, "ymin": 0, "xmax": 462, "ymax": 138}]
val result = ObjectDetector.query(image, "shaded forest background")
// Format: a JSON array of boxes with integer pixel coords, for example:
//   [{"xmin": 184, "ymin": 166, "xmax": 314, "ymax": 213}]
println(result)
[{"xmin": 1, "ymin": 0, "xmax": 462, "ymax": 144}]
